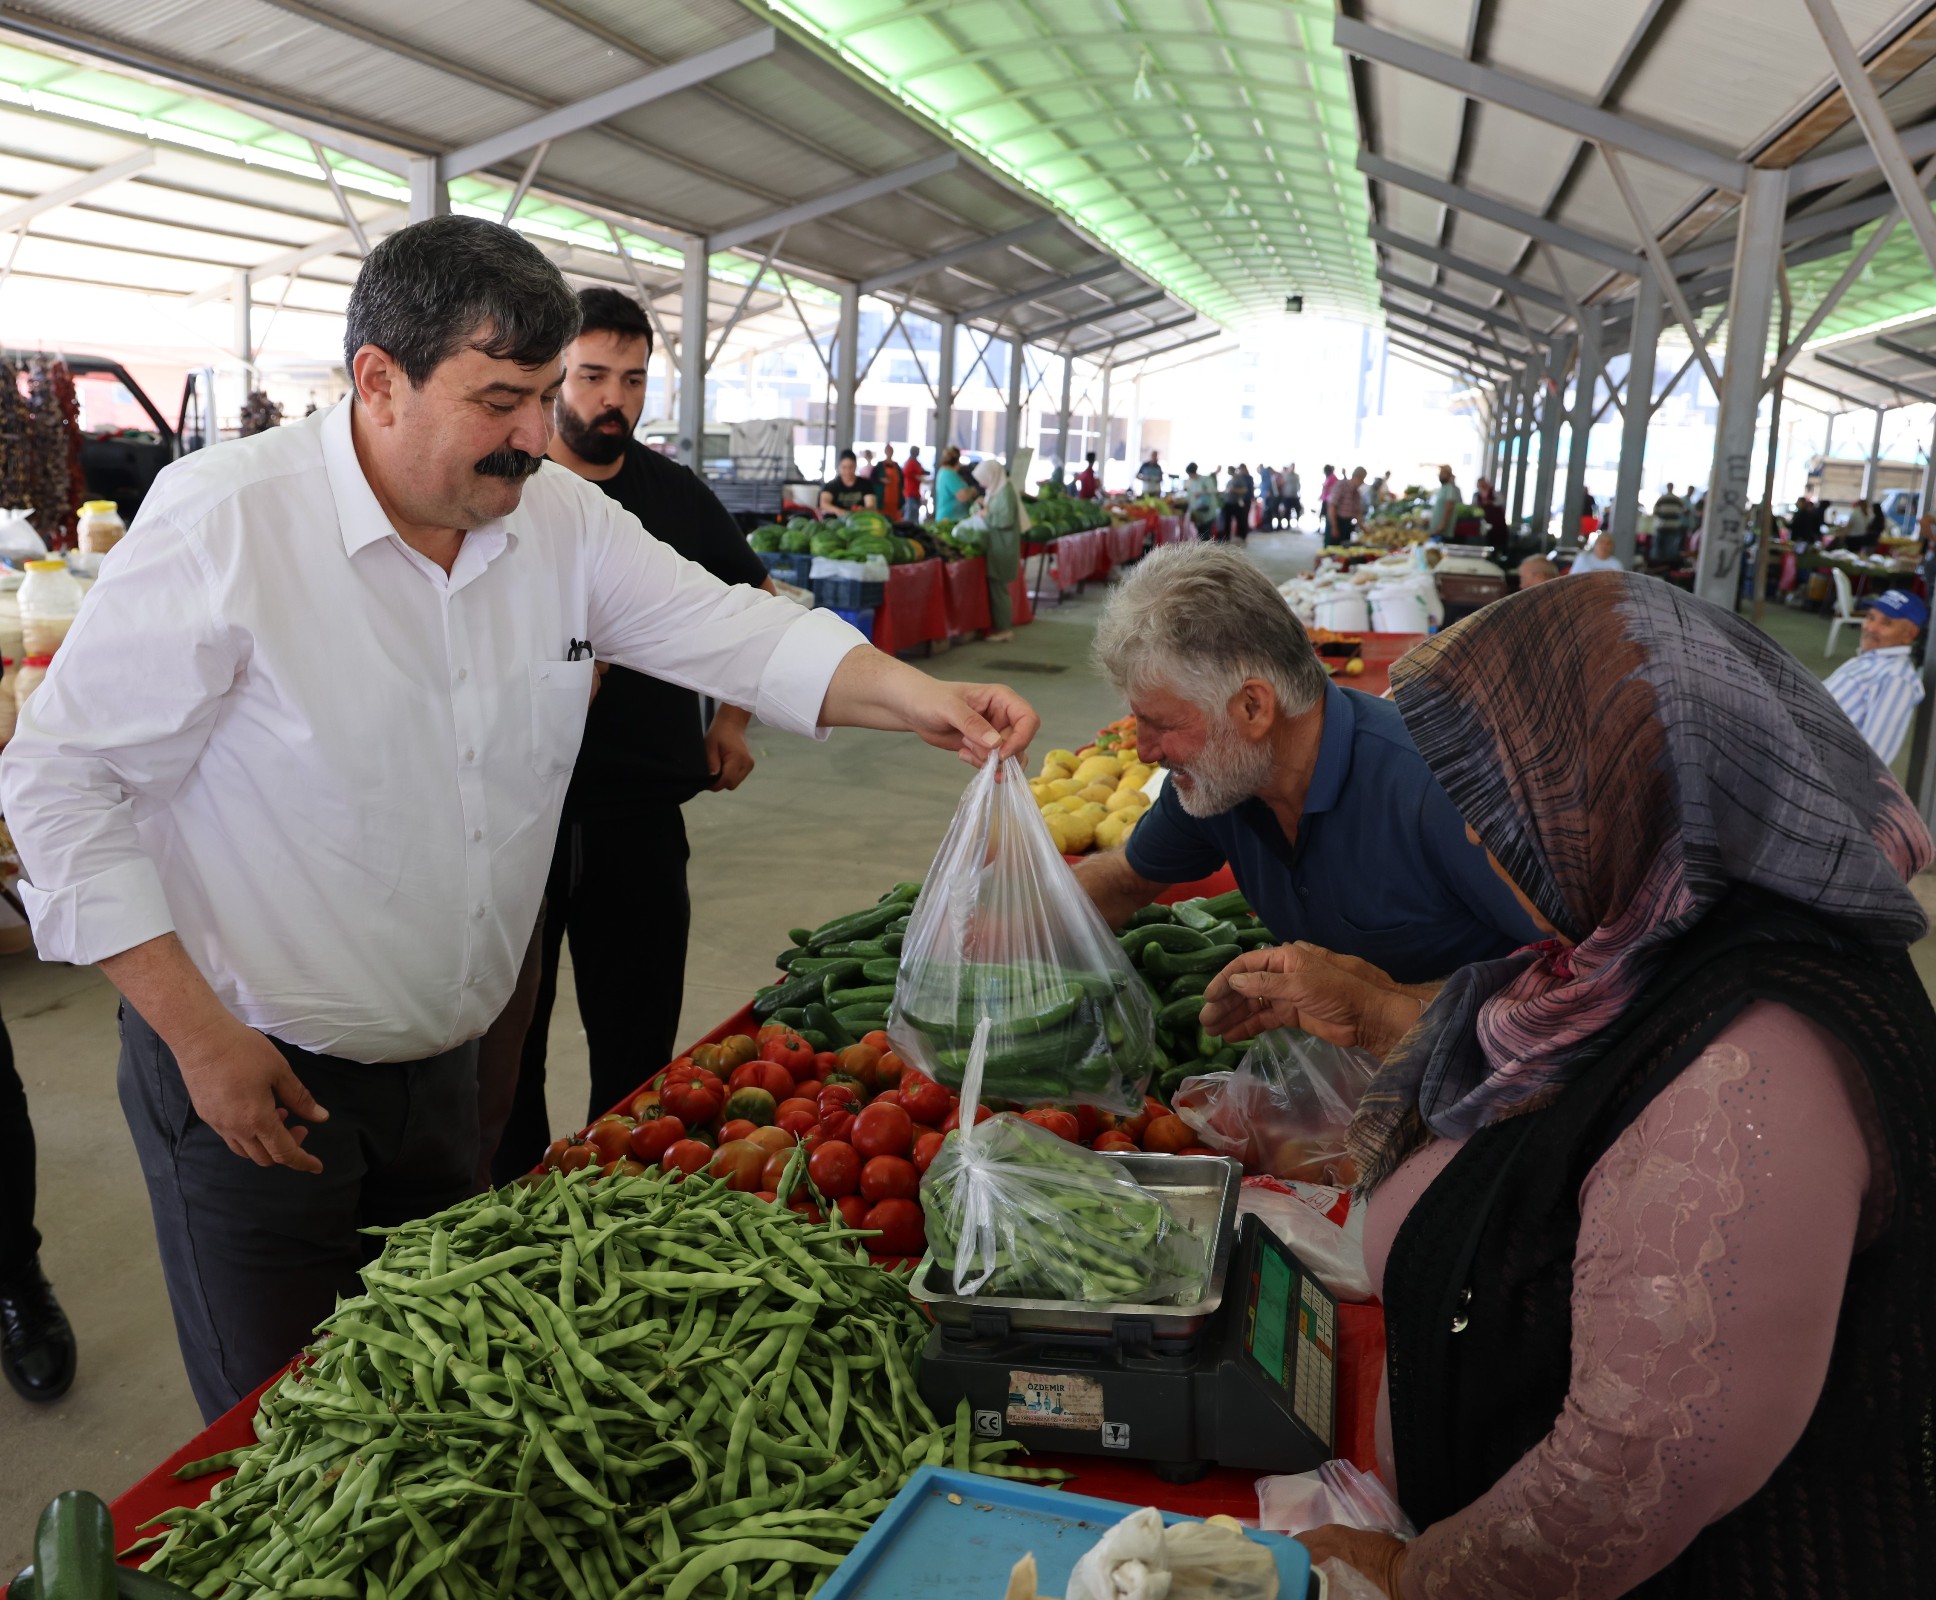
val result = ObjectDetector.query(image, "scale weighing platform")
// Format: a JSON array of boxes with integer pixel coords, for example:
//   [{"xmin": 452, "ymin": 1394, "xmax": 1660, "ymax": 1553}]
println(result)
[{"xmin": 912, "ymin": 1156, "xmax": 1338, "ymax": 1483}]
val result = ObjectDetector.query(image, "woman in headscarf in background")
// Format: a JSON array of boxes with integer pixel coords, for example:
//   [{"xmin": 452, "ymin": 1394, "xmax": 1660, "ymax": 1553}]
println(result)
[
  {"xmin": 976, "ymin": 456, "xmax": 1025, "ymax": 644},
  {"xmin": 1203, "ymin": 572, "xmax": 1935, "ymax": 1599}
]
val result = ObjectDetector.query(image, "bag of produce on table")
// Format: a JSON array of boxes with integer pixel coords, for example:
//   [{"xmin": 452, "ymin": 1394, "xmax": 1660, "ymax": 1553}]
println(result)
[
  {"xmin": 922, "ymin": 1105, "xmax": 1207, "ymax": 1302},
  {"xmin": 890, "ymin": 756, "xmax": 1156, "ymax": 1112},
  {"xmin": 1171, "ymin": 1028, "xmax": 1378, "ymax": 1187},
  {"xmin": 130, "ymin": 1164, "xmax": 1060, "ymax": 1600}
]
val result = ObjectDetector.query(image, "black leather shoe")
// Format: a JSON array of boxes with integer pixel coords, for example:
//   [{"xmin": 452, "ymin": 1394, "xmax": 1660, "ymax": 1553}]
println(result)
[{"xmin": 0, "ymin": 1259, "xmax": 76, "ymax": 1402}]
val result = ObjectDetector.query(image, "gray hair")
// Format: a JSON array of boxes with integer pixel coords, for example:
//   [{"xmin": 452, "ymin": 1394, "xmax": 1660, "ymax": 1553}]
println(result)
[
  {"xmin": 344, "ymin": 216, "xmax": 582, "ymax": 385},
  {"xmin": 1093, "ymin": 542, "xmax": 1329, "ymax": 719}
]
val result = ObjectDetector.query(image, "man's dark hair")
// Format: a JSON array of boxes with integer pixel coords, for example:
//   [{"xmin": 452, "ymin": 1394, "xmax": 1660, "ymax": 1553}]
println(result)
[
  {"xmin": 343, "ymin": 216, "xmax": 581, "ymax": 385},
  {"xmin": 1086, "ymin": 451, "xmax": 1096, "ymax": 464},
  {"xmin": 839, "ymin": 449, "xmax": 857, "ymax": 464},
  {"xmin": 576, "ymin": 286, "xmax": 653, "ymax": 355}
]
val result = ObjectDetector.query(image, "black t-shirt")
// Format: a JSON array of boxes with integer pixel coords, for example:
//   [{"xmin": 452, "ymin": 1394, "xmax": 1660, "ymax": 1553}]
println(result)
[
  {"xmin": 822, "ymin": 477, "xmax": 872, "ymax": 510},
  {"xmin": 568, "ymin": 440, "xmax": 769, "ymax": 818}
]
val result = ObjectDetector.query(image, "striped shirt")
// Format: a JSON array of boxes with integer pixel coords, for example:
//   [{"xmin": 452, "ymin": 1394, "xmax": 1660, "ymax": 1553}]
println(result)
[{"xmin": 1824, "ymin": 645, "xmax": 1925, "ymax": 765}]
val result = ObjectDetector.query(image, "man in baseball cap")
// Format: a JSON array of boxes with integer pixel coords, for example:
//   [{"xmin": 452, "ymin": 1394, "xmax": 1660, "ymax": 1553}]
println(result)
[{"xmin": 1824, "ymin": 586, "xmax": 1927, "ymax": 764}]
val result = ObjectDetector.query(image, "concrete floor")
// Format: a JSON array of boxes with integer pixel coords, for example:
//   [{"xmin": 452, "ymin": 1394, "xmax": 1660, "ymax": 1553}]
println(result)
[{"xmin": 3, "ymin": 531, "xmax": 1933, "ymax": 1564}]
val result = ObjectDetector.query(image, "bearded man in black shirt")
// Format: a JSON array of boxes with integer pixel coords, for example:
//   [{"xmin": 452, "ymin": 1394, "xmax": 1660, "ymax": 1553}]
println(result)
[{"xmin": 487, "ymin": 287, "xmax": 772, "ymax": 1181}]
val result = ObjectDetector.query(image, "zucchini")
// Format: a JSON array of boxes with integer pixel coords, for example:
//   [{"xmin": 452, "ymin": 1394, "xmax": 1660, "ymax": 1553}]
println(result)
[{"xmin": 35, "ymin": 1493, "xmax": 115, "ymax": 1600}]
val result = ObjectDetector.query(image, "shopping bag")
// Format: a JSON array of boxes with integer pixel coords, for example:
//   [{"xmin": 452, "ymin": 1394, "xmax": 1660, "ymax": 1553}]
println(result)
[
  {"xmin": 890, "ymin": 754, "xmax": 1155, "ymax": 1110},
  {"xmin": 920, "ymin": 1023, "xmax": 1207, "ymax": 1302},
  {"xmin": 1172, "ymin": 1028, "xmax": 1378, "ymax": 1187}
]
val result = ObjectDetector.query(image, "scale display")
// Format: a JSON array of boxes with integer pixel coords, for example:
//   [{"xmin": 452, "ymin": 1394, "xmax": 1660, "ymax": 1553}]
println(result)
[{"xmin": 1243, "ymin": 1219, "xmax": 1336, "ymax": 1448}]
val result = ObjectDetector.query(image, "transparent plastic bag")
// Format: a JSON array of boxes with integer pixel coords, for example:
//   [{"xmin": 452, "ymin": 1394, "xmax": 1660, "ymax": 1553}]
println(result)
[
  {"xmin": 890, "ymin": 754, "xmax": 1155, "ymax": 1110},
  {"xmin": 1065, "ymin": 1507, "xmax": 1279, "ymax": 1600},
  {"xmin": 1172, "ymin": 1029, "xmax": 1378, "ymax": 1187},
  {"xmin": 1257, "ymin": 1459, "xmax": 1415, "ymax": 1540},
  {"xmin": 920, "ymin": 1024, "xmax": 1206, "ymax": 1302}
]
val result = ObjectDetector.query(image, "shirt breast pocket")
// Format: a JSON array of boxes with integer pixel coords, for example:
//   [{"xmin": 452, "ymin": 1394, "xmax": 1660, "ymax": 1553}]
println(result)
[{"xmin": 529, "ymin": 659, "xmax": 596, "ymax": 777}]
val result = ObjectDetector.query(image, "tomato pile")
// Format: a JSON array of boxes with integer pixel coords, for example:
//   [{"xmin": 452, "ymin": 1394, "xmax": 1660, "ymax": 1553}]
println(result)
[{"xmin": 539, "ymin": 1024, "xmax": 1225, "ymax": 1257}]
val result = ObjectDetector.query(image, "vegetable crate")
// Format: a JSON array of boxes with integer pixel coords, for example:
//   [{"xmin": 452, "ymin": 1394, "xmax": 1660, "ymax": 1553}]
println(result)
[
  {"xmin": 812, "ymin": 575, "xmax": 887, "ymax": 610},
  {"xmin": 826, "ymin": 606, "xmax": 875, "ymax": 636},
  {"xmin": 760, "ymin": 550, "xmax": 814, "ymax": 586}
]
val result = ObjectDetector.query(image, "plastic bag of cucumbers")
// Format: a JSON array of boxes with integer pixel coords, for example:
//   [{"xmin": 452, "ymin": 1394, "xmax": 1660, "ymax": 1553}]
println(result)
[
  {"xmin": 922, "ymin": 1023, "xmax": 1207, "ymax": 1302},
  {"xmin": 891, "ymin": 755, "xmax": 1156, "ymax": 1111}
]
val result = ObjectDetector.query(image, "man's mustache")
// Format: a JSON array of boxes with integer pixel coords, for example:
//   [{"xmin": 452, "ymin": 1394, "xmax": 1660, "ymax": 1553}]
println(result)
[{"xmin": 476, "ymin": 448, "xmax": 545, "ymax": 479}]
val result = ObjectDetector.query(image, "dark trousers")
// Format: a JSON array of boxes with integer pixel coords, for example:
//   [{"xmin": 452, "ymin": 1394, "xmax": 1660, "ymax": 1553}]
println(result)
[
  {"xmin": 491, "ymin": 808, "xmax": 691, "ymax": 1185},
  {"xmin": 117, "ymin": 1005, "xmax": 478, "ymax": 1422},
  {"xmin": 1217, "ymin": 500, "xmax": 1248, "ymax": 541},
  {"xmin": 0, "ymin": 1005, "xmax": 39, "ymax": 1283}
]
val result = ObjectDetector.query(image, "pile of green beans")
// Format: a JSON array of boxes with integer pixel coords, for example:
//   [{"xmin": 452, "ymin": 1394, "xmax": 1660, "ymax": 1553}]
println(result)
[{"xmin": 131, "ymin": 1165, "xmax": 1057, "ymax": 1600}]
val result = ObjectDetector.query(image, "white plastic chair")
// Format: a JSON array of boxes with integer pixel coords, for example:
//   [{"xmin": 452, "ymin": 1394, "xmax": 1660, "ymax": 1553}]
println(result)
[{"xmin": 1825, "ymin": 566, "xmax": 1861, "ymax": 657}]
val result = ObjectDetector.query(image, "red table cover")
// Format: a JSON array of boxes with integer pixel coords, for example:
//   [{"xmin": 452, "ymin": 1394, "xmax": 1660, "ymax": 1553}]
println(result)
[
  {"xmin": 871, "ymin": 558, "xmax": 947, "ymax": 655},
  {"xmin": 1109, "ymin": 520, "xmax": 1147, "ymax": 567},
  {"xmin": 941, "ymin": 561, "xmax": 1034, "ymax": 635}
]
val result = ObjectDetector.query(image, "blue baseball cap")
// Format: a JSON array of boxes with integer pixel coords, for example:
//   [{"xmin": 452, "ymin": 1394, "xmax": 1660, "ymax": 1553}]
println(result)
[{"xmin": 1857, "ymin": 588, "xmax": 1930, "ymax": 628}]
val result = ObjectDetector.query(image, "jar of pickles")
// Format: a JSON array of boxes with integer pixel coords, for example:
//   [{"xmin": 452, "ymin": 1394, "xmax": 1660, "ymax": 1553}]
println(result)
[
  {"xmin": 77, "ymin": 499, "xmax": 125, "ymax": 556},
  {"xmin": 18, "ymin": 560, "xmax": 82, "ymax": 658}
]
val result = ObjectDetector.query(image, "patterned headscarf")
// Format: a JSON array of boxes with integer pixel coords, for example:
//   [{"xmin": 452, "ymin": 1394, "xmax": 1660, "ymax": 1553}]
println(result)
[{"xmin": 1351, "ymin": 572, "xmax": 1933, "ymax": 1188}]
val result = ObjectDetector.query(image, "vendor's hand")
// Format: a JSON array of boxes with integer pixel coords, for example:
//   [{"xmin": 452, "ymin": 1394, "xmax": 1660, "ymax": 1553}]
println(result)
[
  {"xmin": 1202, "ymin": 942, "xmax": 1419, "ymax": 1054},
  {"xmin": 1296, "ymin": 1526, "xmax": 1410, "ymax": 1598},
  {"xmin": 175, "ymin": 1016, "xmax": 329, "ymax": 1173},
  {"xmin": 704, "ymin": 714, "xmax": 756, "ymax": 791},
  {"xmin": 909, "ymin": 678, "xmax": 1039, "ymax": 767}
]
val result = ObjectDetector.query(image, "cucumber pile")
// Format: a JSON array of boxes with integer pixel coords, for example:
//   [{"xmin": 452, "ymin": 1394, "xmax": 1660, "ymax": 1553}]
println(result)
[
  {"xmin": 1119, "ymin": 890, "xmax": 1272, "ymax": 1102},
  {"xmin": 753, "ymin": 882, "xmax": 922, "ymax": 1051},
  {"xmin": 922, "ymin": 1114, "xmax": 1207, "ymax": 1303}
]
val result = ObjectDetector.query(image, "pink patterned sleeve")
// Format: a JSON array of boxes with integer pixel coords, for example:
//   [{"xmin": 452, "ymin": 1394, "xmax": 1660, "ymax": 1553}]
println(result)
[{"xmin": 1399, "ymin": 1001, "xmax": 1877, "ymax": 1600}]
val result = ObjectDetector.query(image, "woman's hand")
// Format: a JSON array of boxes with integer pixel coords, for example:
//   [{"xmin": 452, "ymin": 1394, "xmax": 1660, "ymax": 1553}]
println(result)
[
  {"xmin": 1201, "ymin": 941, "xmax": 1423, "ymax": 1054},
  {"xmin": 1296, "ymin": 1526, "xmax": 1410, "ymax": 1598}
]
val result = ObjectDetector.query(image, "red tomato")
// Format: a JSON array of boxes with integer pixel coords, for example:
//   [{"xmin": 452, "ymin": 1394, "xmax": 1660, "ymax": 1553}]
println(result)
[
  {"xmin": 600, "ymin": 1156, "xmax": 647, "ymax": 1178},
  {"xmin": 852, "ymin": 1101, "xmax": 914, "ymax": 1160},
  {"xmin": 863, "ymin": 1198, "xmax": 926, "ymax": 1256},
  {"xmin": 1118, "ymin": 1098, "xmax": 1160, "ymax": 1144},
  {"xmin": 718, "ymin": 1118, "xmax": 759, "ymax": 1146},
  {"xmin": 813, "ymin": 1052, "xmax": 840, "ymax": 1076},
  {"xmin": 774, "ymin": 1100, "xmax": 819, "ymax": 1138},
  {"xmin": 584, "ymin": 1116, "xmax": 635, "ymax": 1162},
  {"xmin": 799, "ymin": 1125, "xmax": 831, "ymax": 1154},
  {"xmin": 912, "ymin": 1130, "xmax": 947, "ymax": 1174},
  {"xmin": 817, "ymin": 1084, "xmax": 863, "ymax": 1142},
  {"xmin": 897, "ymin": 1070, "xmax": 951, "ymax": 1126},
  {"xmin": 659, "ymin": 1056, "xmax": 701, "ymax": 1085},
  {"xmin": 1023, "ymin": 1108, "xmax": 1081, "ymax": 1142},
  {"xmin": 707, "ymin": 1139, "xmax": 767, "ymax": 1192},
  {"xmin": 542, "ymin": 1135, "xmax": 574, "ymax": 1171},
  {"xmin": 730, "ymin": 1060, "xmax": 795, "ymax": 1101},
  {"xmin": 760, "ymin": 1151, "xmax": 792, "ymax": 1192},
  {"xmin": 788, "ymin": 1198, "xmax": 825, "ymax": 1224},
  {"xmin": 627, "ymin": 1088, "xmax": 661, "ymax": 1121},
  {"xmin": 940, "ymin": 1104, "xmax": 993, "ymax": 1133},
  {"xmin": 628, "ymin": 1115, "xmax": 686, "ymax": 1164},
  {"xmin": 1143, "ymin": 1114, "xmax": 1194, "ymax": 1154},
  {"xmin": 834, "ymin": 1193, "xmax": 870, "ymax": 1229},
  {"xmin": 715, "ymin": 1034, "xmax": 759, "ymax": 1070},
  {"xmin": 1176, "ymin": 1145, "xmax": 1221, "ymax": 1157},
  {"xmin": 754, "ymin": 1189, "xmax": 779, "ymax": 1204},
  {"xmin": 758, "ymin": 1030, "xmax": 815, "ymax": 1074},
  {"xmin": 663, "ymin": 1077, "xmax": 724, "ymax": 1127},
  {"xmin": 555, "ymin": 1139, "xmax": 596, "ymax": 1174},
  {"xmin": 807, "ymin": 1139, "xmax": 861, "ymax": 1198},
  {"xmin": 873, "ymin": 1050, "xmax": 906, "ymax": 1089},
  {"xmin": 660, "ymin": 1139, "xmax": 711, "ymax": 1177},
  {"xmin": 1092, "ymin": 1130, "xmax": 1140, "ymax": 1154},
  {"xmin": 746, "ymin": 1125, "xmax": 796, "ymax": 1156},
  {"xmin": 870, "ymin": 1090, "xmax": 905, "ymax": 1114},
  {"xmin": 860, "ymin": 1154, "xmax": 919, "ymax": 1203},
  {"xmin": 1070, "ymin": 1104, "xmax": 1102, "ymax": 1143},
  {"xmin": 859, "ymin": 1030, "xmax": 893, "ymax": 1057},
  {"xmin": 690, "ymin": 1042, "xmax": 725, "ymax": 1076},
  {"xmin": 793, "ymin": 1079, "xmax": 825, "ymax": 1101},
  {"xmin": 837, "ymin": 1044, "xmax": 882, "ymax": 1088}
]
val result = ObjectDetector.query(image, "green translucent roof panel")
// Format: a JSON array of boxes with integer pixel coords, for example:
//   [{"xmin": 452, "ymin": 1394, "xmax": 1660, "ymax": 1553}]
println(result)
[{"xmin": 758, "ymin": 0, "xmax": 1376, "ymax": 324}]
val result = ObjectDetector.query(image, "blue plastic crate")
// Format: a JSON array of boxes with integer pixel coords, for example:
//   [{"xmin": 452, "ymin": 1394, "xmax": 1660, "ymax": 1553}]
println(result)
[
  {"xmin": 759, "ymin": 550, "xmax": 813, "ymax": 586},
  {"xmin": 817, "ymin": 1465, "xmax": 1315, "ymax": 1599},
  {"xmin": 826, "ymin": 606, "xmax": 876, "ymax": 637},
  {"xmin": 811, "ymin": 575, "xmax": 887, "ymax": 610}
]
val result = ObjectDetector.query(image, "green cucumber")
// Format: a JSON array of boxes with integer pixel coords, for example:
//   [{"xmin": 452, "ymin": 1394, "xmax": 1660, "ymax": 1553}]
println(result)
[
  {"xmin": 1126, "ymin": 903, "xmax": 1177, "ymax": 928},
  {"xmin": 1165, "ymin": 972, "xmax": 1212, "ymax": 999},
  {"xmin": 803, "ymin": 1002, "xmax": 854, "ymax": 1052},
  {"xmin": 787, "ymin": 927, "xmax": 814, "ymax": 949},
  {"xmin": 833, "ymin": 1007, "xmax": 890, "ymax": 1032},
  {"xmin": 35, "ymin": 1492, "xmax": 115, "ymax": 1600},
  {"xmin": 1121, "ymin": 924, "xmax": 1211, "ymax": 957},
  {"xmin": 1143, "ymin": 942, "xmax": 1240, "ymax": 980},
  {"xmin": 878, "ymin": 881, "xmax": 923, "ymax": 904},
  {"xmin": 774, "ymin": 946, "xmax": 810, "ymax": 970},
  {"xmin": 1156, "ymin": 994, "xmax": 1208, "ymax": 1031},
  {"xmin": 1234, "ymin": 926, "xmax": 1278, "ymax": 950},
  {"xmin": 818, "ymin": 939, "xmax": 890, "ymax": 960},
  {"xmin": 1172, "ymin": 900, "xmax": 1223, "ymax": 933},
  {"xmin": 1198, "ymin": 889, "xmax": 1252, "ymax": 918},
  {"xmin": 115, "ymin": 1572, "xmax": 199, "ymax": 1600},
  {"xmin": 860, "ymin": 959, "xmax": 901, "ymax": 985},
  {"xmin": 798, "ymin": 1029, "xmax": 830, "ymax": 1053},
  {"xmin": 806, "ymin": 901, "xmax": 905, "ymax": 950},
  {"xmin": 771, "ymin": 1007, "xmax": 808, "ymax": 1030},
  {"xmin": 823, "ymin": 983, "xmax": 898, "ymax": 1010}
]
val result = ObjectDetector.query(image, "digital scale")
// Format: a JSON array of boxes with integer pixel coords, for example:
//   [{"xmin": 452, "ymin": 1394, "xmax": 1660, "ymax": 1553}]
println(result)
[{"xmin": 911, "ymin": 1156, "xmax": 1338, "ymax": 1483}]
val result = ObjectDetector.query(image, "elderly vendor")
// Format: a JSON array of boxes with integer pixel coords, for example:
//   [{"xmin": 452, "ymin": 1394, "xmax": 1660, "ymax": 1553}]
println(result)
[{"xmin": 1077, "ymin": 543, "xmax": 1537, "ymax": 982}]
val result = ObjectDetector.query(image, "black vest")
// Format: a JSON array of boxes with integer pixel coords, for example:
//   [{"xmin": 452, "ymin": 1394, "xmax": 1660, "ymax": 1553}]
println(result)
[{"xmin": 1382, "ymin": 889, "xmax": 1936, "ymax": 1597}]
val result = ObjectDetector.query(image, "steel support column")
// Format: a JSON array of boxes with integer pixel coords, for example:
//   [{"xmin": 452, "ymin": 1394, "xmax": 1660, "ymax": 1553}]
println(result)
[
  {"xmin": 678, "ymin": 242, "xmax": 707, "ymax": 468},
  {"xmin": 1531, "ymin": 339, "xmax": 1571, "ymax": 542},
  {"xmin": 1099, "ymin": 360, "xmax": 1114, "ymax": 486},
  {"xmin": 1695, "ymin": 165, "xmax": 1788, "ymax": 606},
  {"xmin": 1055, "ymin": 354, "xmax": 1074, "ymax": 469},
  {"xmin": 1562, "ymin": 314, "xmax": 1601, "ymax": 547},
  {"xmin": 1862, "ymin": 407, "xmax": 1885, "ymax": 500},
  {"xmin": 1610, "ymin": 272, "xmax": 1662, "ymax": 564},
  {"xmin": 231, "ymin": 269, "xmax": 252, "ymax": 373},
  {"xmin": 1004, "ymin": 336, "xmax": 1024, "ymax": 462},
  {"xmin": 1920, "ymin": 412, "xmax": 1936, "ymax": 521},
  {"xmin": 1509, "ymin": 365, "xmax": 1534, "ymax": 531},
  {"xmin": 933, "ymin": 313, "xmax": 956, "ymax": 452},
  {"xmin": 834, "ymin": 284, "xmax": 859, "ymax": 455},
  {"xmin": 406, "ymin": 155, "xmax": 445, "ymax": 223}
]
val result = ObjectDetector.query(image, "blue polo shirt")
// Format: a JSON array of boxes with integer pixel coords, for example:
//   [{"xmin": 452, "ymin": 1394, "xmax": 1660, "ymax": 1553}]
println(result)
[{"xmin": 1125, "ymin": 683, "xmax": 1539, "ymax": 982}]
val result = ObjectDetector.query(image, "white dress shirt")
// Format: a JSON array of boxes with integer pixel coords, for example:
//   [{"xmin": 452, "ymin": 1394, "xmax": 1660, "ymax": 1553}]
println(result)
[
  {"xmin": 1824, "ymin": 644, "xmax": 1925, "ymax": 765},
  {"xmin": 0, "ymin": 400, "xmax": 867, "ymax": 1062}
]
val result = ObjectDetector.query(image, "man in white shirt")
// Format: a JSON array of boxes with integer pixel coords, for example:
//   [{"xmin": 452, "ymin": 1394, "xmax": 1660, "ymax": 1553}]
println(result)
[
  {"xmin": 0, "ymin": 217, "xmax": 1038, "ymax": 1419},
  {"xmin": 1568, "ymin": 531, "xmax": 1627, "ymax": 574},
  {"xmin": 1824, "ymin": 588, "xmax": 1927, "ymax": 765}
]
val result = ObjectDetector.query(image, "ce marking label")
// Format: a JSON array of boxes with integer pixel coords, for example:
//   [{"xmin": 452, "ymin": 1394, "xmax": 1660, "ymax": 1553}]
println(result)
[{"xmin": 973, "ymin": 1409, "xmax": 1004, "ymax": 1438}]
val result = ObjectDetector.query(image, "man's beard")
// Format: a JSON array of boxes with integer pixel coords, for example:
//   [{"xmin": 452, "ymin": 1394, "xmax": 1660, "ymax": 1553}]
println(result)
[
  {"xmin": 555, "ymin": 401, "xmax": 631, "ymax": 466},
  {"xmin": 1168, "ymin": 716, "xmax": 1275, "ymax": 818},
  {"xmin": 474, "ymin": 448, "xmax": 545, "ymax": 479}
]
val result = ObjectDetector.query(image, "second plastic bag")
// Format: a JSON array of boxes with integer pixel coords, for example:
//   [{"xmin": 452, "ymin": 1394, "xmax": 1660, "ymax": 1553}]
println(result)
[
  {"xmin": 1172, "ymin": 1028, "xmax": 1379, "ymax": 1187},
  {"xmin": 890, "ymin": 754, "xmax": 1155, "ymax": 1110}
]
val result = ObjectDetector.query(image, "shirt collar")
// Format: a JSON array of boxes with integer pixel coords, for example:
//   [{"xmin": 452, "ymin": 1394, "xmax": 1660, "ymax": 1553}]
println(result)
[
  {"xmin": 1863, "ymin": 645, "xmax": 1915, "ymax": 662},
  {"xmin": 1302, "ymin": 682, "xmax": 1356, "ymax": 814},
  {"xmin": 321, "ymin": 397, "xmax": 513, "ymax": 578}
]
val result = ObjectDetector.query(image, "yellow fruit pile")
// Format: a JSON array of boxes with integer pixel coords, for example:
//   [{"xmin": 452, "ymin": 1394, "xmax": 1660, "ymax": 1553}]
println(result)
[{"xmin": 1029, "ymin": 746, "xmax": 1156, "ymax": 854}]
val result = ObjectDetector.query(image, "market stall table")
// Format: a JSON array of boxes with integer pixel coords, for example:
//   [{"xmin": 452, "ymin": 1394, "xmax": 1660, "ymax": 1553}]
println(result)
[
  {"xmin": 1151, "ymin": 515, "xmax": 1192, "ymax": 547},
  {"xmin": 940, "ymin": 558, "xmax": 1033, "ymax": 636},
  {"xmin": 1332, "ymin": 632, "xmax": 1423, "ymax": 699},
  {"xmin": 870, "ymin": 557, "xmax": 947, "ymax": 655}
]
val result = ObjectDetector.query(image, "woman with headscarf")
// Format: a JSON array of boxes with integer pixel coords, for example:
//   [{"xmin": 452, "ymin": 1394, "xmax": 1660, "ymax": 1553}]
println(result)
[
  {"xmin": 976, "ymin": 456, "xmax": 1025, "ymax": 643},
  {"xmin": 1202, "ymin": 572, "xmax": 1935, "ymax": 1599}
]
